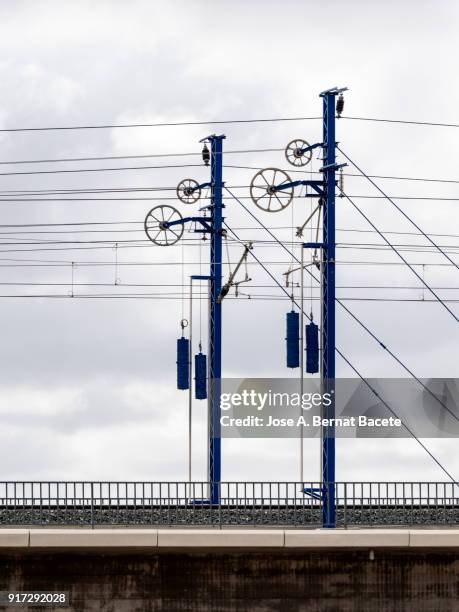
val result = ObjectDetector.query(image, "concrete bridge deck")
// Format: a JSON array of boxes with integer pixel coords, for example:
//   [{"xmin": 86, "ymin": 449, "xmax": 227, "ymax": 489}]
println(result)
[
  {"xmin": 0, "ymin": 529, "xmax": 458, "ymax": 610},
  {"xmin": 0, "ymin": 527, "xmax": 459, "ymax": 549}
]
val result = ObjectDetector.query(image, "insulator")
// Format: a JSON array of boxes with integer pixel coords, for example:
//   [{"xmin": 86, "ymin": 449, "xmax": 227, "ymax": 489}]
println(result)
[
  {"xmin": 305, "ymin": 322, "xmax": 319, "ymax": 374},
  {"xmin": 339, "ymin": 168, "xmax": 344, "ymax": 196},
  {"xmin": 286, "ymin": 311, "xmax": 300, "ymax": 369},
  {"xmin": 176, "ymin": 337, "xmax": 190, "ymax": 390},
  {"xmin": 202, "ymin": 143, "xmax": 210, "ymax": 166},
  {"xmin": 336, "ymin": 94, "xmax": 344, "ymax": 118},
  {"xmin": 194, "ymin": 352, "xmax": 207, "ymax": 400}
]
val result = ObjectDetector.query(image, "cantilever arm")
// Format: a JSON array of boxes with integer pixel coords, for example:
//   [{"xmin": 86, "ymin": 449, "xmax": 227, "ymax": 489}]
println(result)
[
  {"xmin": 164, "ymin": 216, "xmax": 213, "ymax": 233},
  {"xmin": 273, "ymin": 180, "xmax": 325, "ymax": 196}
]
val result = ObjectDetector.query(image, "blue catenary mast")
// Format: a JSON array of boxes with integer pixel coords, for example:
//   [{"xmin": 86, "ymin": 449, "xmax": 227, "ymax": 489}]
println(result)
[
  {"xmin": 244, "ymin": 87, "xmax": 346, "ymax": 526},
  {"xmin": 320, "ymin": 87, "xmax": 346, "ymax": 528},
  {"xmin": 208, "ymin": 135, "xmax": 225, "ymax": 503},
  {"xmin": 144, "ymin": 134, "xmax": 226, "ymax": 504}
]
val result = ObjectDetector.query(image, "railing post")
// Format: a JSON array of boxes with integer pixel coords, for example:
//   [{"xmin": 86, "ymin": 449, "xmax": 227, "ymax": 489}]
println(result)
[
  {"xmin": 90, "ymin": 482, "xmax": 94, "ymax": 529},
  {"xmin": 343, "ymin": 483, "xmax": 347, "ymax": 528}
]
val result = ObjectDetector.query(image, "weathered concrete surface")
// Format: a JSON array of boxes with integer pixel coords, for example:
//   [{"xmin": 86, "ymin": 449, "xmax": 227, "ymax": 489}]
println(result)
[
  {"xmin": 157, "ymin": 528, "xmax": 284, "ymax": 548},
  {"xmin": 0, "ymin": 529, "xmax": 29, "ymax": 548},
  {"xmin": 409, "ymin": 529, "xmax": 459, "ymax": 547},
  {"xmin": 2, "ymin": 528, "xmax": 459, "ymax": 549},
  {"xmin": 284, "ymin": 528, "xmax": 410, "ymax": 548},
  {"xmin": 0, "ymin": 530, "xmax": 458, "ymax": 610},
  {"xmin": 0, "ymin": 549, "xmax": 458, "ymax": 611},
  {"xmin": 29, "ymin": 528, "xmax": 158, "ymax": 548}
]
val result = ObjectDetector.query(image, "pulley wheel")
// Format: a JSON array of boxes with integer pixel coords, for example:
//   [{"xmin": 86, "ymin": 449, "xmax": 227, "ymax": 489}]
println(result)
[
  {"xmin": 285, "ymin": 139, "xmax": 312, "ymax": 167},
  {"xmin": 250, "ymin": 167, "xmax": 293, "ymax": 212},
  {"xmin": 177, "ymin": 178, "xmax": 201, "ymax": 204},
  {"xmin": 144, "ymin": 205, "xmax": 184, "ymax": 246}
]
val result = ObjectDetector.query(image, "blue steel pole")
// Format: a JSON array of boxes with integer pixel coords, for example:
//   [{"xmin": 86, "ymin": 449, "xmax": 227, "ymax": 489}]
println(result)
[
  {"xmin": 321, "ymin": 90, "xmax": 336, "ymax": 528},
  {"xmin": 209, "ymin": 134, "xmax": 225, "ymax": 504}
]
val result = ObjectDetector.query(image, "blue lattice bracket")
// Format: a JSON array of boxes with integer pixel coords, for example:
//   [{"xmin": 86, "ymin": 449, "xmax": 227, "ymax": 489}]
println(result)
[
  {"xmin": 304, "ymin": 487, "xmax": 323, "ymax": 502},
  {"xmin": 298, "ymin": 142, "xmax": 323, "ymax": 156},
  {"xmin": 271, "ymin": 178, "xmax": 325, "ymax": 197},
  {"xmin": 161, "ymin": 215, "xmax": 213, "ymax": 235}
]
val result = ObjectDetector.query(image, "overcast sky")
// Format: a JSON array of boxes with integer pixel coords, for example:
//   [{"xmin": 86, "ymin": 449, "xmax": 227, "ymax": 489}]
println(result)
[{"xmin": 0, "ymin": 0, "xmax": 457, "ymax": 486}]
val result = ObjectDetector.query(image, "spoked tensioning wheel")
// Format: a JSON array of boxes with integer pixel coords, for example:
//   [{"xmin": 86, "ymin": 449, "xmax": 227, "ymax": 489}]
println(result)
[
  {"xmin": 250, "ymin": 167, "xmax": 293, "ymax": 212},
  {"xmin": 285, "ymin": 139, "xmax": 312, "ymax": 167},
  {"xmin": 144, "ymin": 205, "xmax": 184, "ymax": 246},
  {"xmin": 176, "ymin": 178, "xmax": 201, "ymax": 204}
]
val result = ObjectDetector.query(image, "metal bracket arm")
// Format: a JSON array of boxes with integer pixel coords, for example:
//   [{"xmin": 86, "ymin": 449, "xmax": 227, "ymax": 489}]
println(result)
[
  {"xmin": 196, "ymin": 181, "xmax": 212, "ymax": 191},
  {"xmin": 299, "ymin": 142, "xmax": 323, "ymax": 155},
  {"xmin": 164, "ymin": 216, "xmax": 213, "ymax": 233},
  {"xmin": 303, "ymin": 242, "xmax": 324, "ymax": 249},
  {"xmin": 320, "ymin": 86, "xmax": 348, "ymax": 97},
  {"xmin": 320, "ymin": 162, "xmax": 347, "ymax": 173},
  {"xmin": 303, "ymin": 487, "xmax": 323, "ymax": 501},
  {"xmin": 273, "ymin": 180, "xmax": 325, "ymax": 196}
]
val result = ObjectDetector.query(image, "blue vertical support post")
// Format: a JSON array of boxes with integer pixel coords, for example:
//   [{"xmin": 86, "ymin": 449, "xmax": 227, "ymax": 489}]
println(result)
[
  {"xmin": 208, "ymin": 134, "xmax": 225, "ymax": 503},
  {"xmin": 320, "ymin": 87, "xmax": 342, "ymax": 528}
]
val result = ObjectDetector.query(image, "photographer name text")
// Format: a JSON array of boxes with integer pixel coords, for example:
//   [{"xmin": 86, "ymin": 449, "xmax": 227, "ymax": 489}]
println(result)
[{"xmin": 220, "ymin": 415, "xmax": 402, "ymax": 428}]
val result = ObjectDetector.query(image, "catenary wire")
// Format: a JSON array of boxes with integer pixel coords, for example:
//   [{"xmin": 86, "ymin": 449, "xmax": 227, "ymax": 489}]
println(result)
[
  {"xmin": 0, "ymin": 114, "xmax": 458, "ymax": 132},
  {"xmin": 224, "ymin": 186, "xmax": 459, "ymax": 424},
  {"xmin": 223, "ymin": 220, "xmax": 459, "ymax": 483},
  {"xmin": 338, "ymin": 147, "xmax": 459, "ymax": 274},
  {"xmin": 341, "ymin": 191, "xmax": 459, "ymax": 323}
]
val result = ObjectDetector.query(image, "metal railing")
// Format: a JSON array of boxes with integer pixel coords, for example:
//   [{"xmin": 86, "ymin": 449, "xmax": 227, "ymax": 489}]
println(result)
[{"xmin": 0, "ymin": 481, "xmax": 457, "ymax": 528}]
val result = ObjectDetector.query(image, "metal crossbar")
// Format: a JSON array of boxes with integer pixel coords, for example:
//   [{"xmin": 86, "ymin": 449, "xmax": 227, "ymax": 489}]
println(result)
[{"xmin": 0, "ymin": 482, "xmax": 457, "ymax": 528}]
